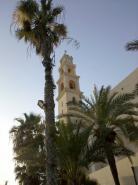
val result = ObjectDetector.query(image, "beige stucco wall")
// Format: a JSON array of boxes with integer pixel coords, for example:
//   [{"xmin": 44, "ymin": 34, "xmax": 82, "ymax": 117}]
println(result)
[
  {"xmin": 89, "ymin": 68, "xmax": 138, "ymax": 185},
  {"xmin": 89, "ymin": 153, "xmax": 138, "ymax": 185},
  {"xmin": 58, "ymin": 93, "xmax": 68, "ymax": 115},
  {"xmin": 112, "ymin": 68, "xmax": 138, "ymax": 103},
  {"xmin": 58, "ymin": 90, "xmax": 81, "ymax": 115}
]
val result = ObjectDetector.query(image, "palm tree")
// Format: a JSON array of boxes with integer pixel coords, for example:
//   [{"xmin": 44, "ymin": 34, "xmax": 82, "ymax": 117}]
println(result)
[
  {"xmin": 10, "ymin": 113, "xmax": 46, "ymax": 185},
  {"xmin": 56, "ymin": 122, "xmax": 105, "ymax": 185},
  {"xmin": 68, "ymin": 85, "xmax": 138, "ymax": 185},
  {"xmin": 12, "ymin": 1, "xmax": 67, "ymax": 184},
  {"xmin": 126, "ymin": 40, "xmax": 138, "ymax": 51}
]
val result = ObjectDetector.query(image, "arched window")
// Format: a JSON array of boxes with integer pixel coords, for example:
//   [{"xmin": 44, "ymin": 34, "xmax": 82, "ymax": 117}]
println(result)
[
  {"xmin": 69, "ymin": 80, "xmax": 75, "ymax": 89},
  {"xmin": 61, "ymin": 82, "xmax": 64, "ymax": 91},
  {"xmin": 68, "ymin": 68, "xmax": 71, "ymax": 73},
  {"xmin": 61, "ymin": 69, "xmax": 64, "ymax": 74}
]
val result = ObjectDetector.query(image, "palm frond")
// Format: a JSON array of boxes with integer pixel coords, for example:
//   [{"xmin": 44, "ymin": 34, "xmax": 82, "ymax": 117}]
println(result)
[
  {"xmin": 12, "ymin": 0, "xmax": 67, "ymax": 58},
  {"xmin": 56, "ymin": 122, "xmax": 103, "ymax": 185},
  {"xmin": 113, "ymin": 144, "xmax": 134, "ymax": 157},
  {"xmin": 13, "ymin": 0, "xmax": 39, "ymax": 26},
  {"xmin": 10, "ymin": 113, "xmax": 45, "ymax": 184},
  {"xmin": 133, "ymin": 83, "xmax": 138, "ymax": 96},
  {"xmin": 126, "ymin": 40, "xmax": 138, "ymax": 51},
  {"xmin": 53, "ymin": 24, "xmax": 67, "ymax": 37},
  {"xmin": 52, "ymin": 6, "xmax": 64, "ymax": 17},
  {"xmin": 110, "ymin": 92, "xmax": 135, "ymax": 109}
]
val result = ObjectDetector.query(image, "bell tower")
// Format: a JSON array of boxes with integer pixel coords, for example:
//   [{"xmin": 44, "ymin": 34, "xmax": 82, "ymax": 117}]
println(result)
[{"xmin": 57, "ymin": 53, "xmax": 81, "ymax": 122}]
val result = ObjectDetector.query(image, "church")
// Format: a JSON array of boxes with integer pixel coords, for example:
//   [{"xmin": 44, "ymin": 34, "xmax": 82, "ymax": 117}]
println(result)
[{"xmin": 56, "ymin": 53, "xmax": 138, "ymax": 185}]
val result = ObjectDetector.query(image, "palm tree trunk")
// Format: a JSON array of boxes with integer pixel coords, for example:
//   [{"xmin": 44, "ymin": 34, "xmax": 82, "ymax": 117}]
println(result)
[
  {"xmin": 43, "ymin": 56, "xmax": 57, "ymax": 185},
  {"xmin": 105, "ymin": 145, "xmax": 120, "ymax": 185}
]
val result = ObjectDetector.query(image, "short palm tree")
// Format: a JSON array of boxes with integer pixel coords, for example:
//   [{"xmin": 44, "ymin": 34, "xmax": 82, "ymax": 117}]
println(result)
[
  {"xmin": 126, "ymin": 40, "xmax": 138, "ymax": 51},
  {"xmin": 68, "ymin": 85, "xmax": 138, "ymax": 185},
  {"xmin": 10, "ymin": 113, "xmax": 46, "ymax": 185},
  {"xmin": 56, "ymin": 122, "xmax": 105, "ymax": 185},
  {"xmin": 12, "ymin": 1, "xmax": 67, "ymax": 184}
]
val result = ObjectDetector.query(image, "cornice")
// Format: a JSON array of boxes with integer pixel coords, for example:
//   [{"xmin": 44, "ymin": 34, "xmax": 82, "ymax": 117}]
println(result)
[
  {"xmin": 56, "ymin": 74, "xmax": 80, "ymax": 84},
  {"xmin": 57, "ymin": 88, "xmax": 81, "ymax": 101}
]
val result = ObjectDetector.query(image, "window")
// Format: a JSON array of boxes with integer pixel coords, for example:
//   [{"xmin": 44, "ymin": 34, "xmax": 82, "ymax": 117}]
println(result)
[
  {"xmin": 61, "ymin": 82, "xmax": 64, "ymax": 91},
  {"xmin": 69, "ymin": 80, "xmax": 75, "ymax": 89},
  {"xmin": 61, "ymin": 69, "xmax": 64, "ymax": 74},
  {"xmin": 68, "ymin": 68, "xmax": 71, "ymax": 73}
]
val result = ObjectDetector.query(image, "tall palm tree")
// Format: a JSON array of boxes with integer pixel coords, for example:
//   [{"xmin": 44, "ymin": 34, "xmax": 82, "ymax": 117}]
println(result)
[
  {"xmin": 10, "ymin": 113, "xmax": 46, "ymax": 185},
  {"xmin": 56, "ymin": 122, "xmax": 105, "ymax": 185},
  {"xmin": 12, "ymin": 1, "xmax": 67, "ymax": 184},
  {"xmin": 126, "ymin": 40, "xmax": 138, "ymax": 51},
  {"xmin": 68, "ymin": 85, "xmax": 138, "ymax": 185}
]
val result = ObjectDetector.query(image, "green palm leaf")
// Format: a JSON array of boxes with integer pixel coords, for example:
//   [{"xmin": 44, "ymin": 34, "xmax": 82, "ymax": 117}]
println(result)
[
  {"xmin": 126, "ymin": 40, "xmax": 138, "ymax": 51},
  {"xmin": 10, "ymin": 113, "xmax": 46, "ymax": 185},
  {"xmin": 68, "ymin": 85, "xmax": 138, "ymax": 185},
  {"xmin": 56, "ymin": 122, "xmax": 99, "ymax": 185}
]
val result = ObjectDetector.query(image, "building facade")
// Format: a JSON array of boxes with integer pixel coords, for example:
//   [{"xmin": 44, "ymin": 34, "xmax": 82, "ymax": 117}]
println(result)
[
  {"xmin": 90, "ymin": 68, "xmax": 138, "ymax": 185},
  {"xmin": 57, "ymin": 54, "xmax": 138, "ymax": 185},
  {"xmin": 56, "ymin": 53, "xmax": 82, "ymax": 122}
]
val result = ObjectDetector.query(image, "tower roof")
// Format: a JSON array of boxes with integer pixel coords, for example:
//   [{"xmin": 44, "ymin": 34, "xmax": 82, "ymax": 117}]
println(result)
[{"xmin": 60, "ymin": 53, "xmax": 73, "ymax": 66}]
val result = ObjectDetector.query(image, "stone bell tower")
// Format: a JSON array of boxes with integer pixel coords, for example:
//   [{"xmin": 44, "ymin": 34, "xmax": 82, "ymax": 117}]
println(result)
[{"xmin": 57, "ymin": 53, "xmax": 81, "ymax": 122}]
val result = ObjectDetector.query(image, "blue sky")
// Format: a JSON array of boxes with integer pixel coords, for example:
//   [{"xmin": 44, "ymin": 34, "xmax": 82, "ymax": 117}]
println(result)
[{"xmin": 0, "ymin": 0, "xmax": 138, "ymax": 184}]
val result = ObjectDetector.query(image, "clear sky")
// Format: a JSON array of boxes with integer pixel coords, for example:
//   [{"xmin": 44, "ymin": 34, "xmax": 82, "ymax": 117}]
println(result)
[{"xmin": 0, "ymin": 0, "xmax": 138, "ymax": 184}]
